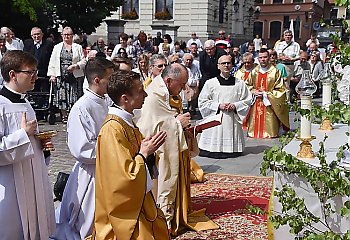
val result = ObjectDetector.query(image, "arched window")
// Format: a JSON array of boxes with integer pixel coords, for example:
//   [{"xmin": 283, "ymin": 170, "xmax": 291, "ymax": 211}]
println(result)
[
  {"xmin": 254, "ymin": 22, "xmax": 263, "ymax": 38},
  {"xmin": 293, "ymin": 16, "xmax": 301, "ymax": 39},
  {"xmin": 270, "ymin": 21, "xmax": 282, "ymax": 41}
]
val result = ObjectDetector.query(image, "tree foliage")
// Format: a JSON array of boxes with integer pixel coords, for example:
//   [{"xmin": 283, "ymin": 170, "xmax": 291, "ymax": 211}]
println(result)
[{"xmin": 0, "ymin": 0, "xmax": 123, "ymax": 38}]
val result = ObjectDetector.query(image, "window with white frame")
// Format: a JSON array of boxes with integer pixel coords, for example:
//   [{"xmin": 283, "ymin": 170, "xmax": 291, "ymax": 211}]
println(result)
[
  {"xmin": 156, "ymin": 0, "xmax": 173, "ymax": 15},
  {"xmin": 122, "ymin": 0, "xmax": 139, "ymax": 18}
]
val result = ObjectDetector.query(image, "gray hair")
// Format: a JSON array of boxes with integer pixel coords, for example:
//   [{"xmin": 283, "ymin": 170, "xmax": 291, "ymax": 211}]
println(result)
[
  {"xmin": 242, "ymin": 52, "xmax": 253, "ymax": 61},
  {"xmin": 30, "ymin": 27, "xmax": 42, "ymax": 34},
  {"xmin": 182, "ymin": 53, "xmax": 193, "ymax": 60},
  {"xmin": 149, "ymin": 53, "xmax": 167, "ymax": 66},
  {"xmin": 204, "ymin": 39, "xmax": 215, "ymax": 49},
  {"xmin": 161, "ymin": 63, "xmax": 187, "ymax": 80},
  {"xmin": 62, "ymin": 26, "xmax": 73, "ymax": 34},
  {"xmin": 283, "ymin": 29, "xmax": 293, "ymax": 35}
]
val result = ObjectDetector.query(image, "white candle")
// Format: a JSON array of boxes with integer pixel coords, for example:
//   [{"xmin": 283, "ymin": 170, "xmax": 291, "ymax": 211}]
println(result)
[
  {"xmin": 300, "ymin": 96, "xmax": 312, "ymax": 139},
  {"xmin": 322, "ymin": 83, "xmax": 332, "ymax": 111}
]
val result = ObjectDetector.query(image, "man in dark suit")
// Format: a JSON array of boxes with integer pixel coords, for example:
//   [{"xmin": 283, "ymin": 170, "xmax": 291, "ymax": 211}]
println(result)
[
  {"xmin": 199, "ymin": 39, "xmax": 226, "ymax": 91},
  {"xmin": 23, "ymin": 27, "xmax": 53, "ymax": 92}
]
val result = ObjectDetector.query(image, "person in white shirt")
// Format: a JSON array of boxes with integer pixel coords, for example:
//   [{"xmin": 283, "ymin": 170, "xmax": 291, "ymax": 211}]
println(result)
[
  {"xmin": 182, "ymin": 53, "xmax": 201, "ymax": 112},
  {"xmin": 198, "ymin": 55, "xmax": 251, "ymax": 158},
  {"xmin": 0, "ymin": 27, "xmax": 23, "ymax": 50},
  {"xmin": 306, "ymin": 33, "xmax": 320, "ymax": 48},
  {"xmin": 0, "ymin": 50, "xmax": 55, "ymax": 239},
  {"xmin": 111, "ymin": 33, "xmax": 134, "ymax": 60},
  {"xmin": 253, "ymin": 34, "xmax": 262, "ymax": 52},
  {"xmin": 53, "ymin": 57, "xmax": 115, "ymax": 240},
  {"xmin": 275, "ymin": 29, "xmax": 300, "ymax": 91},
  {"xmin": 186, "ymin": 32, "xmax": 203, "ymax": 51}
]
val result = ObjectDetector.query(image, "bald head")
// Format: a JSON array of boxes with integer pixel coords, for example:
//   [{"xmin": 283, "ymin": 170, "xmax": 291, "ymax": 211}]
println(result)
[{"xmin": 162, "ymin": 63, "xmax": 188, "ymax": 95}]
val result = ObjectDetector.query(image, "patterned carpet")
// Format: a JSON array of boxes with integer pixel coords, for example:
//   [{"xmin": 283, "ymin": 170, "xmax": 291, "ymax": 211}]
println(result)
[{"xmin": 176, "ymin": 174, "xmax": 272, "ymax": 240}]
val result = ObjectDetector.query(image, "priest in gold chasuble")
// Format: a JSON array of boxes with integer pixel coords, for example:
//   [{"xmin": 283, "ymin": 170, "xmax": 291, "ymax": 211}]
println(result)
[
  {"xmin": 246, "ymin": 49, "xmax": 290, "ymax": 138},
  {"xmin": 136, "ymin": 64, "xmax": 218, "ymax": 236}
]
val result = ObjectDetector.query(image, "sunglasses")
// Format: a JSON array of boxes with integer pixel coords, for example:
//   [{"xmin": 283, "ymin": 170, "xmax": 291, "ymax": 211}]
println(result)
[
  {"xmin": 219, "ymin": 62, "xmax": 231, "ymax": 66},
  {"xmin": 154, "ymin": 64, "xmax": 167, "ymax": 68}
]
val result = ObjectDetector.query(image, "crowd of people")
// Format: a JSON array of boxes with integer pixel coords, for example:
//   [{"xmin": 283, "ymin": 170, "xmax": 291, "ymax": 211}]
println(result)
[{"xmin": 0, "ymin": 25, "xmax": 337, "ymax": 239}]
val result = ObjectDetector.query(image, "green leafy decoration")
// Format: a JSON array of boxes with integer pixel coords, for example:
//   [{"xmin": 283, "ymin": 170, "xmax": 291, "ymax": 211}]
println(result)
[{"xmin": 259, "ymin": 121, "xmax": 350, "ymax": 238}]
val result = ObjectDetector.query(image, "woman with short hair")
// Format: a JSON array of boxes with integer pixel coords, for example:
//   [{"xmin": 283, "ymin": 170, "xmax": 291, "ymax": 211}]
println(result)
[{"xmin": 47, "ymin": 26, "xmax": 85, "ymax": 123}]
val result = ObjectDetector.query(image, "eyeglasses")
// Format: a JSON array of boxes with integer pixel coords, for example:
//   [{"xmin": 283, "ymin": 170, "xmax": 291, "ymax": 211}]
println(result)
[
  {"xmin": 62, "ymin": 34, "xmax": 73, "ymax": 36},
  {"xmin": 219, "ymin": 62, "xmax": 231, "ymax": 66},
  {"xmin": 15, "ymin": 69, "xmax": 38, "ymax": 76},
  {"xmin": 219, "ymin": 33, "xmax": 225, "ymax": 35},
  {"xmin": 170, "ymin": 60, "xmax": 179, "ymax": 64},
  {"xmin": 154, "ymin": 64, "xmax": 167, "ymax": 68}
]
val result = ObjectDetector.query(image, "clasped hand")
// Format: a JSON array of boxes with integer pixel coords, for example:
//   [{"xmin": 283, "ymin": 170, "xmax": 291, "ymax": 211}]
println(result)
[
  {"xmin": 251, "ymin": 90, "xmax": 264, "ymax": 99},
  {"xmin": 176, "ymin": 112, "xmax": 191, "ymax": 128},
  {"xmin": 219, "ymin": 103, "xmax": 236, "ymax": 112}
]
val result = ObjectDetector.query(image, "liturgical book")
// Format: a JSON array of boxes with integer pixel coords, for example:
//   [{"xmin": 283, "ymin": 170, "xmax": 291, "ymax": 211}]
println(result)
[{"xmin": 187, "ymin": 113, "xmax": 223, "ymax": 135}]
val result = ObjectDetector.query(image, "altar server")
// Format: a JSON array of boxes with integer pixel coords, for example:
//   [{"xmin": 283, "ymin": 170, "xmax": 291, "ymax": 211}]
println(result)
[
  {"xmin": 53, "ymin": 57, "xmax": 114, "ymax": 239},
  {"xmin": 93, "ymin": 70, "xmax": 170, "ymax": 239},
  {"xmin": 0, "ymin": 50, "xmax": 55, "ymax": 239},
  {"xmin": 198, "ymin": 55, "xmax": 252, "ymax": 158}
]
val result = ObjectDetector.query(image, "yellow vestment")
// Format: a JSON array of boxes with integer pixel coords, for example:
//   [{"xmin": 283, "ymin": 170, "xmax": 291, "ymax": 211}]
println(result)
[
  {"xmin": 234, "ymin": 64, "xmax": 256, "ymax": 81},
  {"xmin": 93, "ymin": 114, "xmax": 170, "ymax": 240},
  {"xmin": 246, "ymin": 64, "xmax": 290, "ymax": 138},
  {"xmin": 143, "ymin": 76, "xmax": 152, "ymax": 89},
  {"xmin": 136, "ymin": 75, "xmax": 218, "ymax": 236}
]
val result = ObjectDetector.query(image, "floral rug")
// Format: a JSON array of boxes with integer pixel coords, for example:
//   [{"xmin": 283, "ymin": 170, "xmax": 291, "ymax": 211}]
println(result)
[{"xmin": 175, "ymin": 174, "xmax": 272, "ymax": 240}]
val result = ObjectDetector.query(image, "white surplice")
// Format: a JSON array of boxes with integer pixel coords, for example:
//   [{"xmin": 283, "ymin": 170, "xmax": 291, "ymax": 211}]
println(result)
[
  {"xmin": 198, "ymin": 76, "xmax": 252, "ymax": 153},
  {"xmin": 53, "ymin": 89, "xmax": 108, "ymax": 240},
  {"xmin": 0, "ymin": 96, "xmax": 55, "ymax": 240}
]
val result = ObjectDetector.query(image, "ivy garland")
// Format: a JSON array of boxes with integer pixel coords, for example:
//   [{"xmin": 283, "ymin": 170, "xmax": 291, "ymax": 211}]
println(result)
[{"xmin": 257, "ymin": 124, "xmax": 350, "ymax": 239}]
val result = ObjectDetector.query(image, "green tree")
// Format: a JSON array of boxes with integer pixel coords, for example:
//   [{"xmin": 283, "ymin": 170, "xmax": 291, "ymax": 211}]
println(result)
[
  {"xmin": 0, "ymin": 0, "xmax": 123, "ymax": 38},
  {"xmin": 51, "ymin": 0, "xmax": 123, "ymax": 34}
]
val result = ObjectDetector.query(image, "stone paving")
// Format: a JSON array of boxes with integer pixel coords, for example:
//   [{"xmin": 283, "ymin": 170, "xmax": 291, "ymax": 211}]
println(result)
[
  {"xmin": 40, "ymin": 110, "xmax": 300, "ymax": 188},
  {"xmin": 39, "ymin": 121, "xmax": 75, "ymax": 187}
]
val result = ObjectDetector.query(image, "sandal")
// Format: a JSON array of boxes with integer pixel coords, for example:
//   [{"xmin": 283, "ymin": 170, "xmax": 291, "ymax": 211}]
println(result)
[{"xmin": 62, "ymin": 117, "xmax": 68, "ymax": 124}]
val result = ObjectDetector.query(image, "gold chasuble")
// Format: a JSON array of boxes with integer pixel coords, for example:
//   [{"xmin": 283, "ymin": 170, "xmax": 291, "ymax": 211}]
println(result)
[
  {"xmin": 234, "ymin": 67, "xmax": 253, "ymax": 130},
  {"xmin": 143, "ymin": 76, "xmax": 152, "ymax": 89},
  {"xmin": 234, "ymin": 67, "xmax": 250, "ymax": 81},
  {"xmin": 93, "ymin": 115, "xmax": 170, "ymax": 240},
  {"xmin": 137, "ymin": 75, "xmax": 218, "ymax": 236},
  {"xmin": 246, "ymin": 64, "xmax": 289, "ymax": 138}
]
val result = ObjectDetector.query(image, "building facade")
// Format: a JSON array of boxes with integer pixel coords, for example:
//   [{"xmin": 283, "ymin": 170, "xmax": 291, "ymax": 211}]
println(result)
[
  {"xmin": 91, "ymin": 0, "xmax": 255, "ymax": 46},
  {"xmin": 253, "ymin": 0, "xmax": 325, "ymax": 48}
]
